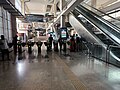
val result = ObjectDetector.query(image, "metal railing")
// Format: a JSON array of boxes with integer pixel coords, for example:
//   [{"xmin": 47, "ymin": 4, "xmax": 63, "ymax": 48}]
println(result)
[
  {"xmin": 84, "ymin": 42, "xmax": 120, "ymax": 67},
  {"xmin": 107, "ymin": 45, "xmax": 120, "ymax": 63}
]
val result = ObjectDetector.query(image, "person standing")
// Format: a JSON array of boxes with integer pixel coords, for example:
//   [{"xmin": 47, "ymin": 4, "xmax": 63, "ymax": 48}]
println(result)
[
  {"xmin": 70, "ymin": 36, "xmax": 75, "ymax": 52},
  {"xmin": 0, "ymin": 35, "xmax": 10, "ymax": 60},
  {"xmin": 12, "ymin": 35, "xmax": 18, "ymax": 54},
  {"xmin": 76, "ymin": 34, "xmax": 80, "ymax": 51},
  {"xmin": 48, "ymin": 34, "xmax": 53, "ymax": 50}
]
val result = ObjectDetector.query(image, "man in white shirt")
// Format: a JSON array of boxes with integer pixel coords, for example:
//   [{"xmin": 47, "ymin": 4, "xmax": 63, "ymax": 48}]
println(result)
[{"xmin": 0, "ymin": 35, "xmax": 10, "ymax": 61}]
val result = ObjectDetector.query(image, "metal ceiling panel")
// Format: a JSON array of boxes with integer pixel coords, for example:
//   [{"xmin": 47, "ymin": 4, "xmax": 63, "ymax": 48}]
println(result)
[{"xmin": 0, "ymin": 0, "xmax": 23, "ymax": 17}]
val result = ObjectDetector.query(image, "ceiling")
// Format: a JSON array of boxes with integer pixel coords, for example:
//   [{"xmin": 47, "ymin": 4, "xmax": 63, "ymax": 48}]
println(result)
[
  {"xmin": 25, "ymin": 0, "xmax": 119, "ymax": 14},
  {"xmin": 21, "ymin": 0, "xmax": 120, "ymax": 29},
  {"xmin": 26, "ymin": 0, "xmax": 57, "ymax": 15},
  {"xmin": 24, "ymin": 0, "xmax": 120, "ymax": 23},
  {"xmin": 96, "ymin": 0, "xmax": 118, "ymax": 9}
]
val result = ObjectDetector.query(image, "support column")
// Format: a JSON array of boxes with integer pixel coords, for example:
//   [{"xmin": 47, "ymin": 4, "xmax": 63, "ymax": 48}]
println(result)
[
  {"xmin": 11, "ymin": 15, "xmax": 17, "ymax": 37},
  {"xmin": 60, "ymin": 15, "xmax": 65, "ymax": 27},
  {"xmin": 21, "ymin": 0, "xmax": 25, "ymax": 15},
  {"xmin": 91, "ymin": 0, "xmax": 96, "ymax": 7},
  {"xmin": 53, "ymin": 0, "xmax": 57, "ymax": 18},
  {"xmin": 65, "ymin": 14, "xmax": 69, "ymax": 22},
  {"xmin": 60, "ymin": 0, "xmax": 65, "ymax": 27}
]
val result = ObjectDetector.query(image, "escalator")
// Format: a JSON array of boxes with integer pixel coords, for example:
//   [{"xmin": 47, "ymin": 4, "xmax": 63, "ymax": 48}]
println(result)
[
  {"xmin": 69, "ymin": 3, "xmax": 120, "ymax": 67},
  {"xmin": 75, "ymin": 4, "xmax": 120, "ymax": 46}
]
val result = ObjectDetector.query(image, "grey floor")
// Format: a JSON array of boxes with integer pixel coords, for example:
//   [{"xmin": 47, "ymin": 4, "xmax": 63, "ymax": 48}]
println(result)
[
  {"xmin": 0, "ymin": 45, "xmax": 120, "ymax": 90},
  {"xmin": 60, "ymin": 52, "xmax": 120, "ymax": 90}
]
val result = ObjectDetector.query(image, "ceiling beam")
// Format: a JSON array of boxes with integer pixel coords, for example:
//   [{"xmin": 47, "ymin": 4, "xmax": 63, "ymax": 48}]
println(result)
[
  {"xmin": 47, "ymin": 0, "xmax": 84, "ymax": 29},
  {"xmin": 100, "ymin": 0, "xmax": 117, "ymax": 9},
  {"xmin": 100, "ymin": 1, "xmax": 120, "ymax": 13}
]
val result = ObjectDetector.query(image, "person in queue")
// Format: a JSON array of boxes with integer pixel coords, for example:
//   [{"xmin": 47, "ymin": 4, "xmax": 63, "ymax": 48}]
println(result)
[
  {"xmin": 48, "ymin": 34, "xmax": 53, "ymax": 50},
  {"xmin": 12, "ymin": 35, "xmax": 18, "ymax": 54},
  {"xmin": 70, "ymin": 35, "xmax": 75, "ymax": 52},
  {"xmin": 76, "ymin": 34, "xmax": 80, "ymax": 51},
  {"xmin": 0, "ymin": 35, "xmax": 10, "ymax": 60}
]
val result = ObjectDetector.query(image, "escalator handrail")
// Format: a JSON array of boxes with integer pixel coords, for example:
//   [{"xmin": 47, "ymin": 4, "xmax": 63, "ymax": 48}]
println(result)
[
  {"xmin": 78, "ymin": 5, "xmax": 120, "ymax": 34},
  {"xmin": 80, "ymin": 3, "xmax": 120, "ymax": 33},
  {"xmin": 74, "ymin": 6, "xmax": 120, "ymax": 45},
  {"xmin": 82, "ymin": 2, "xmax": 120, "ymax": 21},
  {"xmin": 70, "ymin": 11, "xmax": 108, "ymax": 47},
  {"xmin": 71, "ymin": 10, "xmax": 114, "ymax": 47},
  {"xmin": 109, "ymin": 45, "xmax": 120, "ymax": 48},
  {"xmin": 71, "ymin": 11, "xmax": 120, "ymax": 64}
]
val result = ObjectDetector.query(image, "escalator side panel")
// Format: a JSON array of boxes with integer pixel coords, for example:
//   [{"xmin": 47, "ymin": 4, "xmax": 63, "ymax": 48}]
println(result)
[
  {"xmin": 69, "ymin": 14, "xmax": 99, "ymax": 44},
  {"xmin": 75, "ymin": 5, "xmax": 120, "ymax": 45}
]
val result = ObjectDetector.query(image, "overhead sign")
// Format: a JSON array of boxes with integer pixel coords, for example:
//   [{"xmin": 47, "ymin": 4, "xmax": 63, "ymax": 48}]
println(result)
[{"xmin": 26, "ymin": 14, "xmax": 44, "ymax": 22}]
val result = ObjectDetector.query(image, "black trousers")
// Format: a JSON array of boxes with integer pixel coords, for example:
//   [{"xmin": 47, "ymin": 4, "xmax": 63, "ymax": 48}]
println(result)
[
  {"xmin": 49, "ymin": 42, "xmax": 52, "ymax": 50},
  {"xmin": 1, "ymin": 49, "xmax": 9, "ymax": 60},
  {"xmin": 59, "ymin": 43, "xmax": 62, "ymax": 52}
]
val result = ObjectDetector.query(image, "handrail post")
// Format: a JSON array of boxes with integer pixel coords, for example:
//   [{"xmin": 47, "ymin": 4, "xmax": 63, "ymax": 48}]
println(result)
[
  {"xmin": 106, "ymin": 45, "xmax": 110, "ymax": 63},
  {"xmin": 108, "ymin": 45, "xmax": 110, "ymax": 63},
  {"xmin": 106, "ymin": 45, "xmax": 108, "ymax": 63},
  {"xmin": 91, "ymin": 43, "xmax": 94, "ymax": 57}
]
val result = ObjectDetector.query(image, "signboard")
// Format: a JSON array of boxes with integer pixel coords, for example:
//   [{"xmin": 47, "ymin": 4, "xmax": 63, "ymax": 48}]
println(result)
[
  {"xmin": 26, "ymin": 14, "xmax": 44, "ymax": 22},
  {"xmin": 60, "ymin": 27, "xmax": 68, "ymax": 39},
  {"xmin": 61, "ymin": 30, "xmax": 66, "ymax": 38},
  {"xmin": 18, "ymin": 23, "xmax": 32, "ymax": 30}
]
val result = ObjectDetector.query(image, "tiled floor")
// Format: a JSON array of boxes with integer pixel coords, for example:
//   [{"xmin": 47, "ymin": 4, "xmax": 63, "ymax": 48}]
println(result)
[
  {"xmin": 0, "ymin": 45, "xmax": 120, "ymax": 90},
  {"xmin": 0, "ymin": 46, "xmax": 86, "ymax": 90},
  {"xmin": 59, "ymin": 52, "xmax": 120, "ymax": 90}
]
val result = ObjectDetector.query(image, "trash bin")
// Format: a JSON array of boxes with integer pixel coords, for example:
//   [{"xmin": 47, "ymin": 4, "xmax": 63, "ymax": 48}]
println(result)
[
  {"xmin": 17, "ymin": 41, "xmax": 22, "ymax": 54},
  {"xmin": 27, "ymin": 41, "xmax": 32, "ymax": 54}
]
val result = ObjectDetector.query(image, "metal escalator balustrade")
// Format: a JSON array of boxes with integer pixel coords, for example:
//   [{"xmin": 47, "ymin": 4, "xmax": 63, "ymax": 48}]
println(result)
[
  {"xmin": 70, "ymin": 8, "xmax": 120, "ymax": 67},
  {"xmin": 81, "ymin": 2, "xmax": 120, "ymax": 21},
  {"xmin": 80, "ymin": 3, "xmax": 120, "ymax": 32},
  {"xmin": 72, "ymin": 10, "xmax": 114, "ymax": 46},
  {"xmin": 75, "ymin": 4, "xmax": 120, "ymax": 46},
  {"xmin": 78, "ymin": 4, "xmax": 120, "ymax": 34}
]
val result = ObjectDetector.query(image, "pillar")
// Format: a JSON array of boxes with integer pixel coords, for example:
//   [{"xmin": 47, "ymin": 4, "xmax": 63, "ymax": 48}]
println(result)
[
  {"xmin": 11, "ymin": 15, "xmax": 17, "ymax": 37},
  {"xmin": 60, "ymin": 15, "xmax": 65, "ymax": 27},
  {"xmin": 60, "ymin": 0, "xmax": 65, "ymax": 27},
  {"xmin": 53, "ymin": 0, "xmax": 57, "ymax": 18},
  {"xmin": 91, "ymin": 0, "xmax": 96, "ymax": 7},
  {"xmin": 65, "ymin": 14, "xmax": 69, "ymax": 22},
  {"xmin": 21, "ymin": 0, "xmax": 25, "ymax": 15}
]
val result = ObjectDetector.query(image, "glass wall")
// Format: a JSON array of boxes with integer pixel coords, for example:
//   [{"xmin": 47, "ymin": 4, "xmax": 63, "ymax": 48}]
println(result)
[
  {"xmin": 0, "ymin": 6, "xmax": 12, "ymax": 42},
  {"xmin": 0, "ymin": 6, "xmax": 3, "ymax": 36},
  {"xmin": 7, "ymin": 12, "xmax": 12, "ymax": 42}
]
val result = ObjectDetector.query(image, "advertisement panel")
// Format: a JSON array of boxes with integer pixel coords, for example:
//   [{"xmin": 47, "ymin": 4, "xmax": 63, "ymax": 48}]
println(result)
[
  {"xmin": 60, "ymin": 27, "xmax": 68, "ymax": 39},
  {"xmin": 18, "ymin": 23, "xmax": 32, "ymax": 30}
]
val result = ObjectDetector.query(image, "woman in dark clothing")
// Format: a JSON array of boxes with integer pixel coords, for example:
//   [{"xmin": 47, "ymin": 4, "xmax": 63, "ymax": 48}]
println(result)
[
  {"xmin": 0, "ymin": 35, "xmax": 10, "ymax": 60},
  {"xmin": 48, "ymin": 34, "xmax": 53, "ymax": 50},
  {"xmin": 70, "ymin": 36, "xmax": 75, "ymax": 52},
  {"xmin": 12, "ymin": 35, "xmax": 18, "ymax": 54},
  {"xmin": 76, "ymin": 34, "xmax": 80, "ymax": 51}
]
